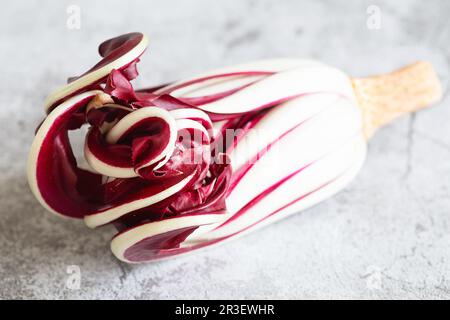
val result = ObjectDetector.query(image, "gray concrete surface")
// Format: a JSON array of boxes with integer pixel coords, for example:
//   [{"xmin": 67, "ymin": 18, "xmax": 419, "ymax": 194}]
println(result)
[{"xmin": 1, "ymin": 0, "xmax": 450, "ymax": 299}]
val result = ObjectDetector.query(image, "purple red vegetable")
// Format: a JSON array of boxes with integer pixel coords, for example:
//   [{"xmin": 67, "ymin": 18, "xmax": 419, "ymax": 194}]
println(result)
[{"xmin": 30, "ymin": 32, "xmax": 438, "ymax": 263}]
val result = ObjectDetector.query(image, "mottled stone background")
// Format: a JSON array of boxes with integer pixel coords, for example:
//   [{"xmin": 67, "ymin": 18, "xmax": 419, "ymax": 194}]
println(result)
[{"xmin": 1, "ymin": 0, "xmax": 449, "ymax": 299}]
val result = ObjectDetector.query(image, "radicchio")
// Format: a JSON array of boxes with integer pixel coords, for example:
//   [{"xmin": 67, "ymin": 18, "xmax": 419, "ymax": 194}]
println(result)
[{"xmin": 30, "ymin": 32, "xmax": 438, "ymax": 263}]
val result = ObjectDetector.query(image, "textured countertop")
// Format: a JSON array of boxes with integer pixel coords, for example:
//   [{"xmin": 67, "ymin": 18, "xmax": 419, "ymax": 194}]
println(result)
[{"xmin": 1, "ymin": 0, "xmax": 449, "ymax": 299}]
